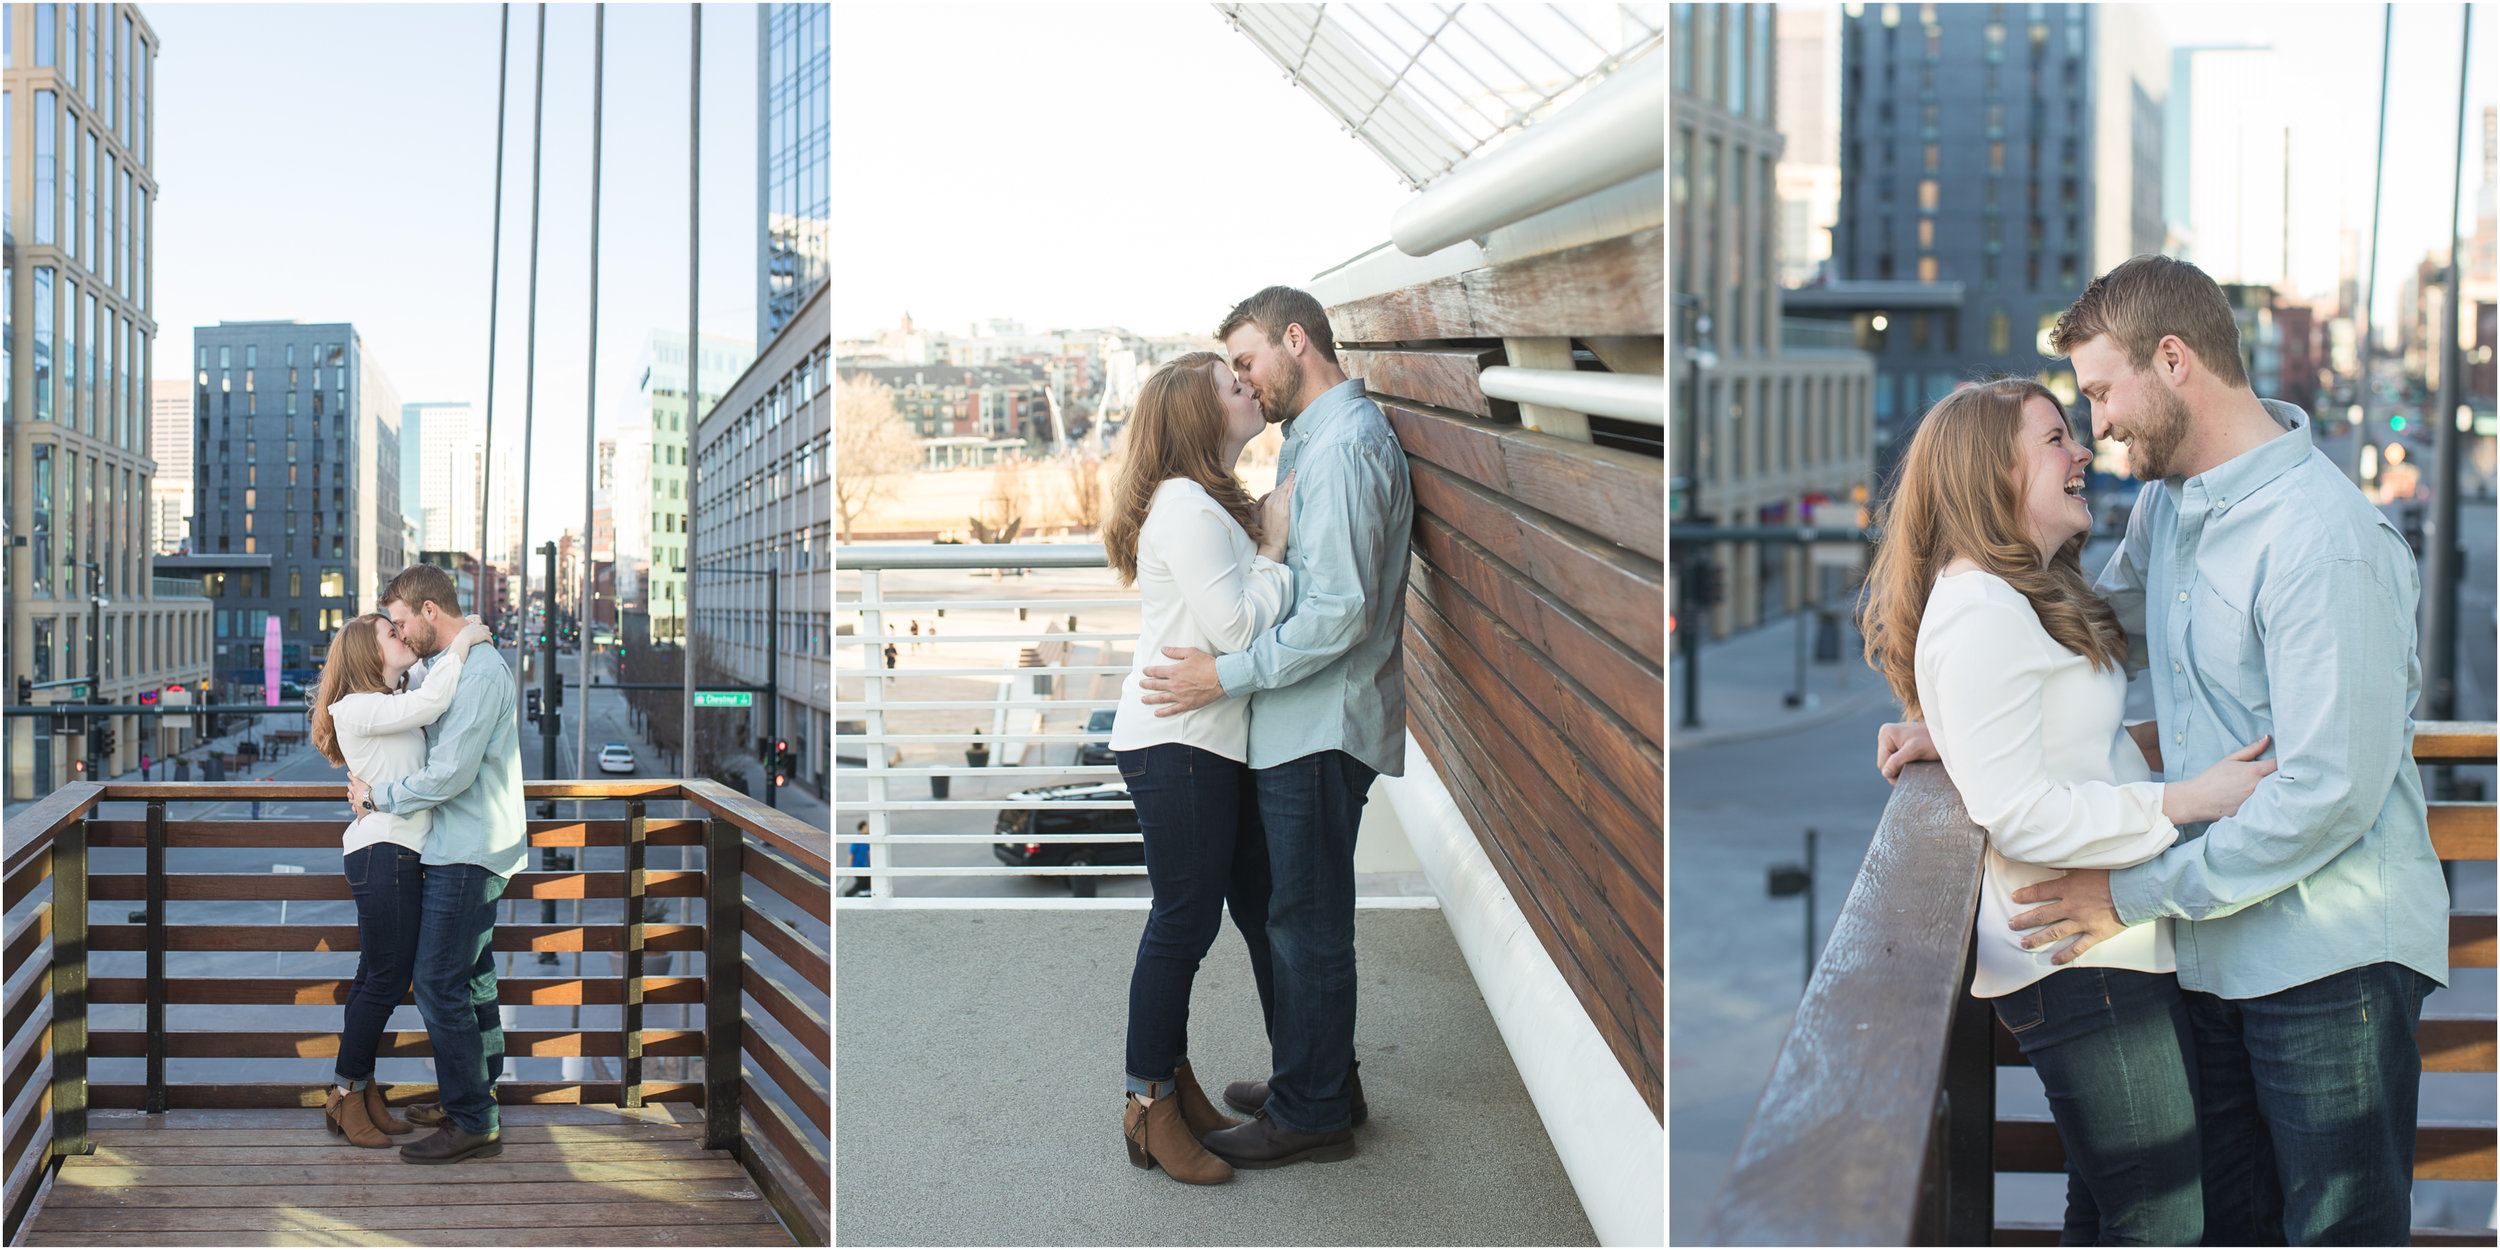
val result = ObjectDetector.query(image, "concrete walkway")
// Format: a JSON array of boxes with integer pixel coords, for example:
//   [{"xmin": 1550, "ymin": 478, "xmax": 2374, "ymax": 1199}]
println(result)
[
  {"xmin": 835, "ymin": 907, "xmax": 1594, "ymax": 1247},
  {"xmin": 1666, "ymin": 608, "xmax": 1894, "ymax": 751}
]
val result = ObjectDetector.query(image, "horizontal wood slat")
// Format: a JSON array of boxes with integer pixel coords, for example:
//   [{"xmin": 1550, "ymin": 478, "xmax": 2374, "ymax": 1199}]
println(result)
[
  {"xmin": 1410, "ymin": 517, "xmax": 1663, "ymax": 748},
  {"xmin": 743, "ymin": 955, "xmax": 829, "ymax": 1066},
  {"xmin": 26, "ymin": 1201, "xmax": 780, "ymax": 1234},
  {"xmin": 1329, "ymin": 229, "xmax": 1664, "ymax": 342},
  {"xmin": 2, "ymin": 853, "xmax": 49, "ymax": 913},
  {"xmin": 85, "ymin": 1030, "xmax": 705, "ymax": 1060},
  {"xmin": 2453, "ymin": 911, "xmax": 2495, "ymax": 967},
  {"xmin": 741, "ymin": 1078, "xmax": 828, "ymax": 1223},
  {"xmin": 85, "ymin": 870, "xmax": 703, "ymax": 901},
  {"xmin": 1385, "ymin": 401, "xmax": 1665, "ymax": 563},
  {"xmin": 85, "ymin": 1083, "xmax": 703, "ymax": 1111},
  {"xmin": 682, "ymin": 780, "xmax": 832, "ymax": 877},
  {"xmin": 742, "ymin": 843, "xmax": 831, "ymax": 925},
  {"xmin": 2, "ymin": 905, "xmax": 50, "ymax": 977},
  {"xmin": 1997, "ymin": 1114, "xmax": 2494, "ymax": 1181},
  {"xmin": 87, "ymin": 977, "xmax": 706, "ymax": 1007},
  {"xmin": 1344, "ymin": 347, "xmax": 1507, "ymax": 418},
  {"xmin": 2411, "ymin": 723, "xmax": 2497, "ymax": 764},
  {"xmin": 1994, "ymin": 1013, "xmax": 2496, "ymax": 1074},
  {"xmin": 740, "ymin": 1020, "xmax": 829, "ymax": 1138},
  {"xmin": 744, "ymin": 904, "xmax": 830, "ymax": 990},
  {"xmin": 81, "ymin": 819, "xmax": 708, "ymax": 849},
  {"xmin": 1410, "ymin": 458, "xmax": 1664, "ymax": 662},
  {"xmin": 1405, "ymin": 638, "xmax": 1661, "ymax": 1120},
  {"xmin": 85, "ymin": 924, "xmax": 706, "ymax": 954},
  {"xmin": 2429, "ymin": 803, "xmax": 2496, "ymax": 860},
  {"xmin": 1989, "ymin": 1225, "xmax": 2500, "ymax": 1246},
  {"xmin": 32, "ymin": 1176, "xmax": 761, "ymax": 1211}
]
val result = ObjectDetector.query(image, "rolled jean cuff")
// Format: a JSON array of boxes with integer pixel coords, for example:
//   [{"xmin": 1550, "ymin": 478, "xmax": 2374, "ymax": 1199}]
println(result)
[
  {"xmin": 332, "ymin": 1074, "xmax": 370, "ymax": 1091},
  {"xmin": 1125, "ymin": 1056, "xmax": 1187, "ymax": 1099}
]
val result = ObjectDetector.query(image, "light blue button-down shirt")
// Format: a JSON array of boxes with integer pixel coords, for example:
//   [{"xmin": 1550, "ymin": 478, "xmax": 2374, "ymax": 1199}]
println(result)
[
  {"xmin": 371, "ymin": 645, "xmax": 529, "ymax": 879},
  {"xmin": 1212, "ymin": 376, "xmax": 1413, "ymax": 777},
  {"xmin": 2098, "ymin": 399, "xmax": 2448, "ymax": 999}
]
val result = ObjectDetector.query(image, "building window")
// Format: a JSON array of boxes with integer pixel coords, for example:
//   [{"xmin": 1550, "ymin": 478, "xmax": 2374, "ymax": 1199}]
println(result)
[
  {"xmin": 1917, "ymin": 255, "xmax": 1939, "ymax": 282},
  {"xmin": 1989, "ymin": 309, "xmax": 2011, "ymax": 355}
]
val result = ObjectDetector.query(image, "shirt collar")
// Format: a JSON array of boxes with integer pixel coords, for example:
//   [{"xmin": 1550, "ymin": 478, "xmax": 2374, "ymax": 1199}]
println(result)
[
  {"xmin": 2174, "ymin": 398, "xmax": 2310, "ymax": 510},
  {"xmin": 1283, "ymin": 376, "xmax": 1367, "ymax": 440}
]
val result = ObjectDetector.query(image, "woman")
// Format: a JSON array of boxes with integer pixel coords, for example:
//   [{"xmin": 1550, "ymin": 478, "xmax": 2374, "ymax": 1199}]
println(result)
[
  {"xmin": 1099, "ymin": 351, "xmax": 1295, "ymax": 1185},
  {"xmin": 306, "ymin": 610, "xmax": 493, "ymax": 1145},
  {"xmin": 1859, "ymin": 379, "xmax": 2274, "ymax": 1244}
]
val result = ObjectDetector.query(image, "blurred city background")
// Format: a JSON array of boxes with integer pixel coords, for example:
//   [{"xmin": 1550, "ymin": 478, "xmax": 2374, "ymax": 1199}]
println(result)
[{"xmin": 1670, "ymin": 3, "xmax": 2495, "ymax": 1240}]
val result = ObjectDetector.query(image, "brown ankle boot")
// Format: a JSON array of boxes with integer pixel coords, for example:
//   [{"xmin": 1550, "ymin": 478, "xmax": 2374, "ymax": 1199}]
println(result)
[
  {"xmin": 324, "ymin": 1086, "xmax": 393, "ymax": 1148},
  {"xmin": 1122, "ymin": 1094, "xmax": 1232, "ymax": 1184},
  {"xmin": 1171, "ymin": 1062, "xmax": 1240, "ymax": 1137},
  {"xmin": 362, "ymin": 1084, "xmax": 413, "ymax": 1135}
]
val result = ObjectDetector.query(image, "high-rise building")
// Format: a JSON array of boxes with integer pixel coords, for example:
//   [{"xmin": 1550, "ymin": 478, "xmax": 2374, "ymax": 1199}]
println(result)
[
  {"xmin": 692, "ymin": 282, "xmax": 830, "ymax": 796},
  {"xmin": 1776, "ymin": 6, "xmax": 1842, "ymax": 286},
  {"xmin": 1826, "ymin": 2, "xmax": 2166, "ymax": 459},
  {"xmin": 181, "ymin": 322, "xmax": 404, "ymax": 702},
  {"xmin": 149, "ymin": 378, "xmax": 189, "ymax": 553},
  {"xmin": 640, "ymin": 329, "xmax": 753, "ymax": 644},
  {"xmin": 758, "ymin": 1, "xmax": 828, "ymax": 346},
  {"xmin": 407, "ymin": 400, "xmax": 479, "ymax": 557},
  {"xmin": 1671, "ymin": 3, "xmax": 1879, "ymax": 635},
  {"xmin": 4, "ymin": 5, "xmax": 212, "ymax": 796},
  {"xmin": 602, "ymin": 425, "xmax": 653, "ymax": 615}
]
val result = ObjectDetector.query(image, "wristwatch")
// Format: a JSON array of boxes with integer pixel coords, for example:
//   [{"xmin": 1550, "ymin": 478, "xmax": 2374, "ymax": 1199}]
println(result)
[{"xmin": 360, "ymin": 794, "xmax": 377, "ymax": 813}]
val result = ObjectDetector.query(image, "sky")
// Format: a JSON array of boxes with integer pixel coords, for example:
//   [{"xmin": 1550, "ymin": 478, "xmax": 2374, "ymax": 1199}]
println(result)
[
  {"xmin": 147, "ymin": 3, "xmax": 766, "ymax": 555},
  {"xmin": 832, "ymin": 3, "xmax": 1420, "ymax": 343}
]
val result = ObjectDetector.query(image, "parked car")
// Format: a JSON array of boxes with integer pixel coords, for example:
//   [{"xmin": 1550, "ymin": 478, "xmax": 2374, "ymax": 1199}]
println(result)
[
  {"xmin": 1077, "ymin": 708, "xmax": 1117, "ymax": 767},
  {"xmin": 992, "ymin": 780, "xmax": 1142, "ymax": 898},
  {"xmin": 598, "ymin": 743, "xmax": 638, "ymax": 774}
]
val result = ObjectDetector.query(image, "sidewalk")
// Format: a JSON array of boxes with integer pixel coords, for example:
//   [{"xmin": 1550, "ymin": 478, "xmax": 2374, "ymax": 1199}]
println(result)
[{"xmin": 1667, "ymin": 609, "xmax": 1894, "ymax": 751}]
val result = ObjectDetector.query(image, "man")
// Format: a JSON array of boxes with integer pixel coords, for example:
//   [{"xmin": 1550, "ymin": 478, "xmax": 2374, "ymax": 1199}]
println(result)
[
  {"xmin": 1882, "ymin": 255, "xmax": 2446, "ymax": 1243},
  {"xmin": 346, "ymin": 564, "xmax": 529, "ymax": 1165},
  {"xmin": 1138, "ymin": 285, "xmax": 1413, "ymax": 1168},
  {"xmin": 846, "ymin": 819, "xmax": 872, "ymax": 897}
]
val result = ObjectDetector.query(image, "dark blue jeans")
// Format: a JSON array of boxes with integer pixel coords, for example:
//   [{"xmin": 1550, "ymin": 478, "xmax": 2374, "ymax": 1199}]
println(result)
[
  {"xmin": 413, "ymin": 861, "xmax": 510, "ymax": 1135},
  {"xmin": 1253, "ymin": 749, "xmax": 1375, "ymax": 1136},
  {"xmin": 1119, "ymin": 744, "xmax": 1273, "ymax": 1095},
  {"xmin": 2187, "ymin": 962, "xmax": 2436, "ymax": 1247},
  {"xmin": 1993, "ymin": 968, "xmax": 2203, "ymax": 1246},
  {"xmin": 335, "ymin": 843, "xmax": 425, "ymax": 1086}
]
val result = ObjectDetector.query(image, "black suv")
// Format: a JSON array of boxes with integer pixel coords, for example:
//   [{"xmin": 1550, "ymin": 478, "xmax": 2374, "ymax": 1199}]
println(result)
[
  {"xmin": 992, "ymin": 780, "xmax": 1143, "ymax": 897},
  {"xmin": 1077, "ymin": 708, "xmax": 1117, "ymax": 767}
]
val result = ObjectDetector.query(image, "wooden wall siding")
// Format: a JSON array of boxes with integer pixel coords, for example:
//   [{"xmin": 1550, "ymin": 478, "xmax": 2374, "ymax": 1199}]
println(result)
[
  {"xmin": 1330, "ymin": 229, "xmax": 1666, "ymax": 343},
  {"xmin": 1409, "ymin": 460, "xmax": 1664, "ymax": 662},
  {"xmin": 1340, "ymin": 347, "xmax": 1507, "ymax": 419},
  {"xmin": 1382, "ymin": 403, "xmax": 1665, "ymax": 564},
  {"xmin": 1404, "ymin": 592, "xmax": 1664, "ymax": 1120}
]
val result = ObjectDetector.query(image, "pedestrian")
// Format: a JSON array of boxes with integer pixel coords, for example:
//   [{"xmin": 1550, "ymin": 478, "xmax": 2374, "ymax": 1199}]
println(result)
[
  {"xmin": 910, "ymin": 619, "xmax": 921, "ymax": 654},
  {"xmin": 845, "ymin": 820, "xmax": 872, "ymax": 897},
  {"xmin": 883, "ymin": 643, "xmax": 899, "ymax": 669}
]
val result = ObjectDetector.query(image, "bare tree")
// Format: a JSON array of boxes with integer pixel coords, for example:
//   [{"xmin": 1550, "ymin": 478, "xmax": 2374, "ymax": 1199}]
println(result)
[
  {"xmin": 1065, "ymin": 453, "xmax": 1106, "ymax": 533},
  {"xmin": 834, "ymin": 372, "xmax": 919, "ymax": 543},
  {"xmin": 976, "ymin": 454, "xmax": 1029, "ymax": 539}
]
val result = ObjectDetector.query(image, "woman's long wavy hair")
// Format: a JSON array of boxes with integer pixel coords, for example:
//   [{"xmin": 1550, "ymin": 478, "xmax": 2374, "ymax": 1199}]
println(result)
[
  {"xmin": 1860, "ymin": 377, "xmax": 2127, "ymax": 719},
  {"xmin": 1100, "ymin": 351, "xmax": 1264, "ymax": 585},
  {"xmin": 309, "ymin": 614, "xmax": 405, "ymax": 767}
]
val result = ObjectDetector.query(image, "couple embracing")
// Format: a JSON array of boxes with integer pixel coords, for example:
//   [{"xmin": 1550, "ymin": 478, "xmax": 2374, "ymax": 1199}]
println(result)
[
  {"xmin": 304, "ymin": 563, "xmax": 528, "ymax": 1165},
  {"xmin": 1868, "ymin": 255, "xmax": 2448, "ymax": 1244},
  {"xmin": 1094, "ymin": 286, "xmax": 1412, "ymax": 1184}
]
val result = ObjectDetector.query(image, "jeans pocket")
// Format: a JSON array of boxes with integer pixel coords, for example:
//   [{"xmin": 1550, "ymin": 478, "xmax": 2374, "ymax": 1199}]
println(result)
[
  {"xmin": 1993, "ymin": 982, "xmax": 2047, "ymax": 1035},
  {"xmin": 343, "ymin": 848, "xmax": 370, "ymax": 889}
]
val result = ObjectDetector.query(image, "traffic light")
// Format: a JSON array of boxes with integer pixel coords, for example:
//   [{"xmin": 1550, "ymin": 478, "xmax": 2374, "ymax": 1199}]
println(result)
[
  {"xmin": 526, "ymin": 689, "xmax": 542, "ymax": 722},
  {"xmin": 773, "ymin": 739, "xmax": 791, "ymax": 788},
  {"xmin": 15, "ymin": 676, "xmax": 30, "ymax": 704},
  {"xmin": 2391, "ymin": 414, "xmax": 2408, "ymax": 432},
  {"xmin": 100, "ymin": 723, "xmax": 117, "ymax": 755}
]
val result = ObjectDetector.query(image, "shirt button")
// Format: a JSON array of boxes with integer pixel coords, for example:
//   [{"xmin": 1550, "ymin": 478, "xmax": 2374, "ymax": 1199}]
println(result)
[
  {"xmin": 2174, "ymin": 662, "xmax": 2182, "ymax": 672},
  {"xmin": 2178, "ymin": 591, "xmax": 2188, "ymax": 601},
  {"xmin": 2175, "ymin": 733, "xmax": 2184, "ymax": 744}
]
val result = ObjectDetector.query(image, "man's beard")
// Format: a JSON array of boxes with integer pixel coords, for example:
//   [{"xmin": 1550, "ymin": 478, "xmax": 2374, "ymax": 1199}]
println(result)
[
  {"xmin": 1257, "ymin": 365, "xmax": 1305, "ymax": 425},
  {"xmin": 404, "ymin": 616, "xmax": 442, "ymax": 658},
  {"xmin": 2123, "ymin": 384, "xmax": 2192, "ymax": 480}
]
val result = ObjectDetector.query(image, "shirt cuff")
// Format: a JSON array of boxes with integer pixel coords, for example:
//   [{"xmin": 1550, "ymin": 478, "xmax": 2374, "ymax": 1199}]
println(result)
[
  {"xmin": 2110, "ymin": 859, "xmax": 2163, "ymax": 926},
  {"xmin": 1214, "ymin": 650, "xmax": 1258, "ymax": 699}
]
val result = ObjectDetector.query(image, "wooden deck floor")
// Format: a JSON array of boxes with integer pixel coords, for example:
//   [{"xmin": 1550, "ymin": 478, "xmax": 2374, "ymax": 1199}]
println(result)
[{"xmin": 20, "ymin": 1104, "xmax": 798, "ymax": 1246}]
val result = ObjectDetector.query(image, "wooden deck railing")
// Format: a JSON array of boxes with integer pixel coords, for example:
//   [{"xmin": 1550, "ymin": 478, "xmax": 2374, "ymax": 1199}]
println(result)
[
  {"xmin": 0, "ymin": 780, "xmax": 829, "ymax": 1246},
  {"xmin": 1701, "ymin": 722, "xmax": 2498, "ymax": 1246}
]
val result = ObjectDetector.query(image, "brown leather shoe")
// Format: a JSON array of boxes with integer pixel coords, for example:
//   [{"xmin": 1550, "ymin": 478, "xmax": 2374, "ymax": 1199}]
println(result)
[
  {"xmin": 323, "ymin": 1086, "xmax": 393, "ymax": 1148},
  {"xmin": 1171, "ymin": 1061, "xmax": 1240, "ymax": 1137},
  {"xmin": 403, "ymin": 1102, "xmax": 450, "ymax": 1128},
  {"xmin": 362, "ymin": 1084, "xmax": 413, "ymax": 1135},
  {"xmin": 398, "ymin": 1122, "xmax": 503, "ymax": 1165},
  {"xmin": 1123, "ymin": 1094, "xmax": 1232, "ymax": 1184},
  {"xmin": 1221, "ymin": 1058, "xmax": 1367, "ymax": 1125},
  {"xmin": 1199, "ymin": 1106, "xmax": 1355, "ymax": 1169}
]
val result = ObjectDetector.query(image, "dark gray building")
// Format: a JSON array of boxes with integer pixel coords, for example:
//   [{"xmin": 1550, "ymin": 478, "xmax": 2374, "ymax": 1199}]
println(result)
[
  {"xmin": 1824, "ymin": 1, "xmax": 2166, "ymax": 469},
  {"xmin": 186, "ymin": 321, "xmax": 403, "ymax": 700}
]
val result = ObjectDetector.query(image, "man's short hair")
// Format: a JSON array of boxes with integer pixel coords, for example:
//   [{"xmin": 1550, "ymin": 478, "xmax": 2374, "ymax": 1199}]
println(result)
[
  {"xmin": 2049, "ymin": 254, "xmax": 2248, "ymax": 388},
  {"xmin": 379, "ymin": 564, "xmax": 462, "ymax": 619},
  {"xmin": 1216, "ymin": 286, "xmax": 1340, "ymax": 366}
]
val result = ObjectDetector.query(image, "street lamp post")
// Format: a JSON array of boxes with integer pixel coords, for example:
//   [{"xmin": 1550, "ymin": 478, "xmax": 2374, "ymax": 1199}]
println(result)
[{"xmin": 81, "ymin": 562, "xmax": 109, "ymax": 782}]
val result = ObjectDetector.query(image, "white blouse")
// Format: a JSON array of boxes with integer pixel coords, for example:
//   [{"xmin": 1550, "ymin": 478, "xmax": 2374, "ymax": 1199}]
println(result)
[
  {"xmin": 1915, "ymin": 567, "xmax": 2177, "ymax": 998},
  {"xmin": 328, "ymin": 647, "xmax": 470, "ymax": 856},
  {"xmin": 1108, "ymin": 478, "xmax": 1294, "ymax": 763}
]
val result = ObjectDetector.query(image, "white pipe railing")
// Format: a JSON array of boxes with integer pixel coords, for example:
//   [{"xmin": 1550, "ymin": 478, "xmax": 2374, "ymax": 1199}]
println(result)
[
  {"xmin": 1479, "ymin": 366, "xmax": 1665, "ymax": 426},
  {"xmin": 839, "ymin": 543, "xmax": 1145, "ymax": 899},
  {"xmin": 1389, "ymin": 50, "xmax": 1664, "ymax": 257}
]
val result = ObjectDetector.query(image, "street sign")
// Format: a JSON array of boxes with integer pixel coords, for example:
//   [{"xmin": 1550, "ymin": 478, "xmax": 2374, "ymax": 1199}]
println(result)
[{"xmin": 694, "ymin": 691, "xmax": 754, "ymax": 708}]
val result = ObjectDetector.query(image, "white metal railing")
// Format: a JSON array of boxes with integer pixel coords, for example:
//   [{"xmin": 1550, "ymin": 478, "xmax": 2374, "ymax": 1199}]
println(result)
[
  {"xmin": 1480, "ymin": 366, "xmax": 1663, "ymax": 425},
  {"xmin": 837, "ymin": 543, "xmax": 1145, "ymax": 899}
]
